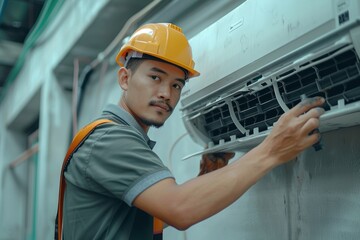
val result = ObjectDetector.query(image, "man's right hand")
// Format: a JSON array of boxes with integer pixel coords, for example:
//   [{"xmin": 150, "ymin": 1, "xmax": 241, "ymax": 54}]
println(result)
[{"xmin": 260, "ymin": 96, "xmax": 325, "ymax": 166}]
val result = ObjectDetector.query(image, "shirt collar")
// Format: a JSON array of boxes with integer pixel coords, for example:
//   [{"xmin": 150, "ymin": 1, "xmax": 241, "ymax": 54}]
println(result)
[{"xmin": 102, "ymin": 104, "xmax": 156, "ymax": 149}]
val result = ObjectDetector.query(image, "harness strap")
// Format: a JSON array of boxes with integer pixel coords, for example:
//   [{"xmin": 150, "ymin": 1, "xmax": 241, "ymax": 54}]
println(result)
[{"xmin": 56, "ymin": 119, "xmax": 113, "ymax": 240}]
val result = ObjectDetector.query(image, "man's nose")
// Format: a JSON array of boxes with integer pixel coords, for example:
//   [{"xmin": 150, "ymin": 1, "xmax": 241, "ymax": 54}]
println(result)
[{"xmin": 158, "ymin": 84, "xmax": 171, "ymax": 99}]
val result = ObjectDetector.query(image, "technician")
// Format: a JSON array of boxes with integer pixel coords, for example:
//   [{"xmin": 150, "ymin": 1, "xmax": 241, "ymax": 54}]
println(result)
[{"xmin": 59, "ymin": 23, "xmax": 324, "ymax": 239}]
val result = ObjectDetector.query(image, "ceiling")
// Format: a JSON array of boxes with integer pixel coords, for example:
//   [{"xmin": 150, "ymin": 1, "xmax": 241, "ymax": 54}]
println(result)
[
  {"xmin": 0, "ymin": 0, "xmax": 45, "ymax": 93},
  {"xmin": 0, "ymin": 0, "xmax": 244, "ymax": 95},
  {"xmin": 53, "ymin": 0, "xmax": 244, "ymax": 90}
]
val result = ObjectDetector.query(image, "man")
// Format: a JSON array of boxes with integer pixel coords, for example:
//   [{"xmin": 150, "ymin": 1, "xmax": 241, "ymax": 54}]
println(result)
[{"xmin": 61, "ymin": 23, "xmax": 324, "ymax": 239}]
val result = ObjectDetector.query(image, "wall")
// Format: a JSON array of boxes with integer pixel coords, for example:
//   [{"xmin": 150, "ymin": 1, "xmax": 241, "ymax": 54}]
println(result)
[
  {"xmin": 156, "ymin": 124, "xmax": 360, "ymax": 239},
  {"xmin": 0, "ymin": 1, "xmax": 110, "ymax": 239}
]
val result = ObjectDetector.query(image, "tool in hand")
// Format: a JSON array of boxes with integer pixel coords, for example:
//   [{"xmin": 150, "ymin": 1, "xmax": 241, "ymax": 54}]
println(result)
[{"xmin": 300, "ymin": 94, "xmax": 323, "ymax": 151}]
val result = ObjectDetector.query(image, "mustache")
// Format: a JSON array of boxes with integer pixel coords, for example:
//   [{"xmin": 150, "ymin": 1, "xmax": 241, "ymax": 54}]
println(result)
[{"xmin": 149, "ymin": 100, "xmax": 173, "ymax": 112}]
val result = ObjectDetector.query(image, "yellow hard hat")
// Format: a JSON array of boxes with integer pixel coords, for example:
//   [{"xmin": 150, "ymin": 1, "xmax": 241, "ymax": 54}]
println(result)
[{"xmin": 116, "ymin": 23, "xmax": 200, "ymax": 78}]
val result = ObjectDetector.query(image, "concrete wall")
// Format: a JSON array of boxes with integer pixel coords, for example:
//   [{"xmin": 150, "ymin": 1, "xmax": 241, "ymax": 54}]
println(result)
[
  {"xmin": 0, "ymin": 0, "xmax": 359, "ymax": 240},
  {"xmin": 158, "ymin": 124, "xmax": 360, "ymax": 239},
  {"xmin": 0, "ymin": 1, "xmax": 110, "ymax": 239}
]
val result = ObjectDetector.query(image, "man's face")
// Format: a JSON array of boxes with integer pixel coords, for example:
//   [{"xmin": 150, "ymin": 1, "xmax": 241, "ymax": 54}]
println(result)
[{"xmin": 119, "ymin": 59, "xmax": 186, "ymax": 130}]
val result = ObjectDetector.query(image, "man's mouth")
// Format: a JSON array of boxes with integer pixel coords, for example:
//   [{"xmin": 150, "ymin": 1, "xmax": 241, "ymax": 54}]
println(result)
[{"xmin": 149, "ymin": 101, "xmax": 173, "ymax": 112}]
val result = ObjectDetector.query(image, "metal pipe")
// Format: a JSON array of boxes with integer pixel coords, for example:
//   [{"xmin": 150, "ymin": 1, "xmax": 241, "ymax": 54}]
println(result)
[
  {"xmin": 89, "ymin": 0, "xmax": 163, "ymax": 69},
  {"xmin": 8, "ymin": 144, "xmax": 39, "ymax": 168}
]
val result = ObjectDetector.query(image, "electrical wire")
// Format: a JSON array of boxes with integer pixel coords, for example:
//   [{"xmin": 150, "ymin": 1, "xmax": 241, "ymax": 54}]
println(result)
[
  {"xmin": 0, "ymin": 0, "xmax": 65, "ymax": 104},
  {"xmin": 167, "ymin": 132, "xmax": 189, "ymax": 171},
  {"xmin": 72, "ymin": 58, "xmax": 79, "ymax": 137},
  {"xmin": 34, "ymin": 0, "xmax": 80, "ymax": 48},
  {"xmin": 89, "ymin": 0, "xmax": 163, "ymax": 69},
  {"xmin": 0, "ymin": 0, "xmax": 8, "ymax": 22},
  {"xmin": 68, "ymin": 64, "xmax": 93, "ymax": 144},
  {"xmin": 166, "ymin": 131, "xmax": 190, "ymax": 240}
]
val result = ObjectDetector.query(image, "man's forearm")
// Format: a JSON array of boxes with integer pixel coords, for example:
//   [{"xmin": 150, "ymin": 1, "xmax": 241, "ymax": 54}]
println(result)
[
  {"xmin": 167, "ymin": 144, "xmax": 276, "ymax": 229},
  {"xmin": 135, "ymin": 97, "xmax": 324, "ymax": 230}
]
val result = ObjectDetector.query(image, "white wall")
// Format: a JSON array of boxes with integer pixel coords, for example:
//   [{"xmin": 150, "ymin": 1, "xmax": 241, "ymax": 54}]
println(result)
[{"xmin": 155, "ymin": 124, "xmax": 360, "ymax": 239}]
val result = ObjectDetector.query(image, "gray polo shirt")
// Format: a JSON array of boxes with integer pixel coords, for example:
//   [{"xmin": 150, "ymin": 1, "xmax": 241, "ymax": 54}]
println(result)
[{"xmin": 63, "ymin": 104, "xmax": 173, "ymax": 239}]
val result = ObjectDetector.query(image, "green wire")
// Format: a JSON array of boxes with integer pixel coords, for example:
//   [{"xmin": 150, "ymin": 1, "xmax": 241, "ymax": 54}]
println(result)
[
  {"xmin": 30, "ymin": 146, "xmax": 39, "ymax": 240},
  {"xmin": 0, "ymin": 0, "xmax": 65, "ymax": 104}
]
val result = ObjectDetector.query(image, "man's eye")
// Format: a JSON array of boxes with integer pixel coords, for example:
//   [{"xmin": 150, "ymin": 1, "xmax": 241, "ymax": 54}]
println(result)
[
  {"xmin": 150, "ymin": 75, "xmax": 160, "ymax": 81},
  {"xmin": 173, "ymin": 84, "xmax": 183, "ymax": 90}
]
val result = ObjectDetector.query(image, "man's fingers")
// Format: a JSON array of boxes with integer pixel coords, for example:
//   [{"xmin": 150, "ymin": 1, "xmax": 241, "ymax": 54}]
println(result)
[
  {"xmin": 298, "ymin": 107, "xmax": 325, "ymax": 122},
  {"xmin": 291, "ymin": 97, "xmax": 325, "ymax": 117},
  {"xmin": 302, "ymin": 131, "xmax": 321, "ymax": 149},
  {"xmin": 301, "ymin": 117, "xmax": 320, "ymax": 135}
]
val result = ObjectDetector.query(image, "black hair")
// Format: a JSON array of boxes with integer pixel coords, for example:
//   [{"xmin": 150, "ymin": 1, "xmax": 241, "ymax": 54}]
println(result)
[
  {"xmin": 125, "ymin": 54, "xmax": 189, "ymax": 80},
  {"xmin": 125, "ymin": 58, "xmax": 145, "ymax": 73}
]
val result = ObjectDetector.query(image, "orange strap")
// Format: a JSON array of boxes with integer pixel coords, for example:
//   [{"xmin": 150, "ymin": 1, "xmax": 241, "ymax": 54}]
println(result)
[
  {"xmin": 153, "ymin": 217, "xmax": 164, "ymax": 234},
  {"xmin": 56, "ymin": 119, "xmax": 113, "ymax": 240},
  {"xmin": 56, "ymin": 119, "xmax": 163, "ymax": 240}
]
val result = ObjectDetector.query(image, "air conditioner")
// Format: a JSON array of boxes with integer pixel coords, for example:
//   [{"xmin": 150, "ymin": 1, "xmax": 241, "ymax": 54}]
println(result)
[{"xmin": 181, "ymin": 0, "xmax": 360, "ymax": 158}]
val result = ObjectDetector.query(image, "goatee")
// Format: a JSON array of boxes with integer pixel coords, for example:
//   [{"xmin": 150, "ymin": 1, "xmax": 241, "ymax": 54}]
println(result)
[{"xmin": 140, "ymin": 118, "xmax": 164, "ymax": 128}]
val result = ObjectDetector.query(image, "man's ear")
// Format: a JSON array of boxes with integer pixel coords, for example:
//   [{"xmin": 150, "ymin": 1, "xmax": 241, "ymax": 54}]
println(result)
[{"xmin": 118, "ymin": 67, "xmax": 130, "ymax": 90}]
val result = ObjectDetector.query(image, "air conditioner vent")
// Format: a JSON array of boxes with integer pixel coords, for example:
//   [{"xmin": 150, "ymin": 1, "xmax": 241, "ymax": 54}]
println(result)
[
  {"xmin": 203, "ymin": 103, "xmax": 239, "ymax": 144},
  {"xmin": 181, "ymin": 0, "xmax": 360, "ymax": 156},
  {"xmin": 282, "ymin": 48, "xmax": 360, "ymax": 110},
  {"xmin": 188, "ymin": 47, "xmax": 360, "ymax": 147}
]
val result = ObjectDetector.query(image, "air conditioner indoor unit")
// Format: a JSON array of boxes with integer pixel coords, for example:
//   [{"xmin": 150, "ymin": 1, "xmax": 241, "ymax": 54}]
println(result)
[{"xmin": 181, "ymin": 0, "xmax": 360, "ymax": 158}]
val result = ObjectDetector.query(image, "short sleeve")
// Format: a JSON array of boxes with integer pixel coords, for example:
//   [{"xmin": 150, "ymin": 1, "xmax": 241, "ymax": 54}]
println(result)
[{"xmin": 66, "ymin": 124, "xmax": 173, "ymax": 206}]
